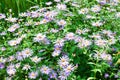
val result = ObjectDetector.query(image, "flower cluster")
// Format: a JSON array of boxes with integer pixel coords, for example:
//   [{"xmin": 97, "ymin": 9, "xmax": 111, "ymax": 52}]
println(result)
[{"xmin": 0, "ymin": 0, "xmax": 120, "ymax": 80}]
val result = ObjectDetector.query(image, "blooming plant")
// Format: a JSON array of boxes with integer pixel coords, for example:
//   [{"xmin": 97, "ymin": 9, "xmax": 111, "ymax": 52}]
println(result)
[{"xmin": 0, "ymin": 0, "xmax": 120, "ymax": 80}]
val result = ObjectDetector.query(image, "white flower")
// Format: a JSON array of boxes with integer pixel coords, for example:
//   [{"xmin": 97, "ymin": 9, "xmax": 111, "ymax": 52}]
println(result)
[
  {"xmin": 78, "ymin": 8, "xmax": 89, "ymax": 14},
  {"xmin": 64, "ymin": 0, "xmax": 70, "ymax": 3},
  {"xmin": 19, "ymin": 12, "xmax": 28, "ymax": 17},
  {"xmin": 92, "ymin": 21, "xmax": 103, "ymax": 27},
  {"xmin": 0, "ymin": 57, "xmax": 6, "ymax": 63},
  {"xmin": 44, "ymin": 11, "xmax": 58, "ymax": 19},
  {"xmin": 25, "ymin": 20, "xmax": 33, "ymax": 26},
  {"xmin": 7, "ymin": 55, "xmax": 15, "ymax": 62},
  {"xmin": 40, "ymin": 19, "xmax": 49, "ymax": 24},
  {"xmin": 8, "ymin": 24, "xmax": 20, "ymax": 32},
  {"xmin": 50, "ymin": 28, "xmax": 59, "ymax": 33},
  {"xmin": 46, "ymin": 1, "xmax": 52, "ymax": 6},
  {"xmin": 58, "ymin": 55, "xmax": 69, "ymax": 68},
  {"xmin": 108, "ymin": 38, "xmax": 116, "ymax": 45},
  {"xmin": 86, "ymin": 15, "xmax": 95, "ymax": 19},
  {"xmin": 116, "ymin": 12, "xmax": 120, "ymax": 18},
  {"xmin": 0, "ymin": 13, "xmax": 6, "ymax": 19},
  {"xmin": 22, "ymin": 64, "xmax": 31, "ymax": 70},
  {"xmin": 59, "ymin": 71, "xmax": 68, "ymax": 80},
  {"xmin": 33, "ymin": 33, "xmax": 46, "ymax": 42},
  {"xmin": 8, "ymin": 38, "xmax": 22, "ymax": 46},
  {"xmin": 15, "ymin": 63, "xmax": 21, "ymax": 69},
  {"xmin": 95, "ymin": 39, "xmax": 108, "ymax": 47},
  {"xmin": 22, "ymin": 48, "xmax": 33, "ymax": 58},
  {"xmin": 0, "ymin": 31, "xmax": 6, "ymax": 36},
  {"xmin": 54, "ymin": 39, "xmax": 65, "ymax": 47},
  {"xmin": 5, "ymin": 17, "xmax": 18, "ymax": 22},
  {"xmin": 40, "ymin": 65, "xmax": 51, "ymax": 74},
  {"xmin": 7, "ymin": 64, "xmax": 16, "ymax": 76},
  {"xmin": 65, "ymin": 32, "xmax": 75, "ymax": 40},
  {"xmin": 30, "ymin": 56, "xmax": 42, "ymax": 63},
  {"xmin": 100, "ymin": 52, "xmax": 112, "ymax": 61},
  {"xmin": 71, "ymin": 3, "xmax": 79, "ymax": 7},
  {"xmin": 52, "ymin": 51, "xmax": 61, "ymax": 57},
  {"xmin": 54, "ymin": 0, "xmax": 61, "ymax": 2},
  {"xmin": 56, "ymin": 4, "xmax": 67, "ymax": 10},
  {"xmin": 8, "ymin": 40, "xmax": 18, "ymax": 46},
  {"xmin": 91, "ymin": 5, "xmax": 101, "ymax": 12},
  {"xmin": 28, "ymin": 71, "xmax": 38, "ymax": 79},
  {"xmin": 90, "ymin": 33, "xmax": 101, "ymax": 39},
  {"xmin": 57, "ymin": 20, "xmax": 66, "ymax": 26},
  {"xmin": 78, "ymin": 39, "xmax": 91, "ymax": 48},
  {"xmin": 74, "ymin": 36, "xmax": 82, "ymax": 43},
  {"xmin": 1, "ymin": 47, "xmax": 6, "ymax": 51},
  {"xmin": 64, "ymin": 64, "xmax": 75, "ymax": 73}
]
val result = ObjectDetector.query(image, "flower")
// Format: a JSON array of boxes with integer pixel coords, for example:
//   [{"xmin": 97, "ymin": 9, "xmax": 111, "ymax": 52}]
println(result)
[
  {"xmin": 116, "ymin": 12, "xmax": 120, "ymax": 18},
  {"xmin": 25, "ymin": 20, "xmax": 33, "ymax": 26},
  {"xmin": 15, "ymin": 63, "xmax": 21, "ymax": 69},
  {"xmin": 100, "ymin": 52, "xmax": 112, "ymax": 61},
  {"xmin": 33, "ymin": 33, "xmax": 46, "ymax": 42},
  {"xmin": 77, "ymin": 39, "xmax": 91, "ymax": 48},
  {"xmin": 0, "ymin": 63, "xmax": 5, "ymax": 69},
  {"xmin": 97, "ymin": 0, "xmax": 107, "ymax": 5},
  {"xmin": 30, "ymin": 56, "xmax": 42, "ymax": 63},
  {"xmin": 8, "ymin": 24, "xmax": 20, "ymax": 32},
  {"xmin": 49, "ymin": 70, "xmax": 57, "ymax": 79},
  {"xmin": 95, "ymin": 39, "xmax": 107, "ymax": 47},
  {"xmin": 52, "ymin": 50, "xmax": 61, "ymax": 57},
  {"xmin": 104, "ymin": 73, "xmax": 109, "ymax": 78},
  {"xmin": 22, "ymin": 48, "xmax": 33, "ymax": 58},
  {"xmin": 86, "ymin": 15, "xmax": 95, "ymax": 19},
  {"xmin": 64, "ymin": 64, "xmax": 75, "ymax": 73},
  {"xmin": 46, "ymin": 1, "xmax": 52, "ymax": 6},
  {"xmin": 78, "ymin": 8, "xmax": 89, "ymax": 14},
  {"xmin": 44, "ymin": 11, "xmax": 58, "ymax": 19},
  {"xmin": 8, "ymin": 40, "xmax": 19, "ymax": 46},
  {"xmin": 56, "ymin": 4, "xmax": 67, "ymax": 10},
  {"xmin": 58, "ymin": 55, "xmax": 69, "ymax": 68},
  {"xmin": 91, "ymin": 5, "xmax": 101, "ymax": 12},
  {"xmin": 7, "ymin": 64, "xmax": 16, "ymax": 76},
  {"xmin": 54, "ymin": 0, "xmax": 61, "ymax": 2},
  {"xmin": 28, "ymin": 71, "xmax": 38, "ymax": 79},
  {"xmin": 92, "ymin": 21, "xmax": 103, "ymax": 27},
  {"xmin": 5, "ymin": 17, "xmax": 18, "ymax": 22},
  {"xmin": 57, "ymin": 20, "xmax": 66, "ymax": 26},
  {"xmin": 50, "ymin": 28, "xmax": 59, "ymax": 33},
  {"xmin": 59, "ymin": 71, "xmax": 69, "ymax": 80},
  {"xmin": 0, "ymin": 13, "xmax": 6, "ymax": 19},
  {"xmin": 74, "ymin": 36, "xmax": 82, "ymax": 43},
  {"xmin": 90, "ymin": 33, "xmax": 101, "ymax": 39},
  {"xmin": 22, "ymin": 64, "xmax": 31, "ymax": 70},
  {"xmin": 54, "ymin": 39, "xmax": 65, "ymax": 47},
  {"xmin": 65, "ymin": 32, "xmax": 75, "ymax": 40},
  {"xmin": 7, "ymin": 55, "xmax": 15, "ymax": 62},
  {"xmin": 16, "ymin": 51, "xmax": 23, "ymax": 61},
  {"xmin": 40, "ymin": 65, "xmax": 51, "ymax": 74},
  {"xmin": 1, "ymin": 47, "xmax": 6, "ymax": 51}
]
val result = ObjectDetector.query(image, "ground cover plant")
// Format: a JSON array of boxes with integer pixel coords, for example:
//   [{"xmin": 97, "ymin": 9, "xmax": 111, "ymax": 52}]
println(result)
[{"xmin": 0, "ymin": 0, "xmax": 120, "ymax": 80}]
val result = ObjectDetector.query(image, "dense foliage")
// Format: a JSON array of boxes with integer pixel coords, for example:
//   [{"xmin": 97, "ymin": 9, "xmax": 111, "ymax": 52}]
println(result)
[{"xmin": 0, "ymin": 0, "xmax": 120, "ymax": 80}]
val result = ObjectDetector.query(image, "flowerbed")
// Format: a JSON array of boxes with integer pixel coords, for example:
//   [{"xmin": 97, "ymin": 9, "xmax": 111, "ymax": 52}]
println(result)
[{"xmin": 0, "ymin": 0, "xmax": 120, "ymax": 80}]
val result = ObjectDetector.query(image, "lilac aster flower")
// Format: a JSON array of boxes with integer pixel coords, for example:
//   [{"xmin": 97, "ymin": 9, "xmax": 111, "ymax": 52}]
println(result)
[
  {"xmin": 0, "ymin": 13, "xmax": 6, "ymax": 19},
  {"xmin": 104, "ymin": 73, "xmax": 109, "ymax": 78},
  {"xmin": 16, "ymin": 51, "xmax": 23, "ymax": 61},
  {"xmin": 49, "ymin": 70, "xmax": 57, "ymax": 79},
  {"xmin": 0, "ymin": 63, "xmax": 5, "ymax": 69},
  {"xmin": 40, "ymin": 65, "xmax": 51, "ymax": 75},
  {"xmin": 28, "ymin": 71, "xmax": 38, "ymax": 79}
]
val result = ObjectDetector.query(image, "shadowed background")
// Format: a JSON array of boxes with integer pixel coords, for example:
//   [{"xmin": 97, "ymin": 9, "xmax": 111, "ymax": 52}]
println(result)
[{"xmin": 0, "ymin": 0, "xmax": 50, "ymax": 16}]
